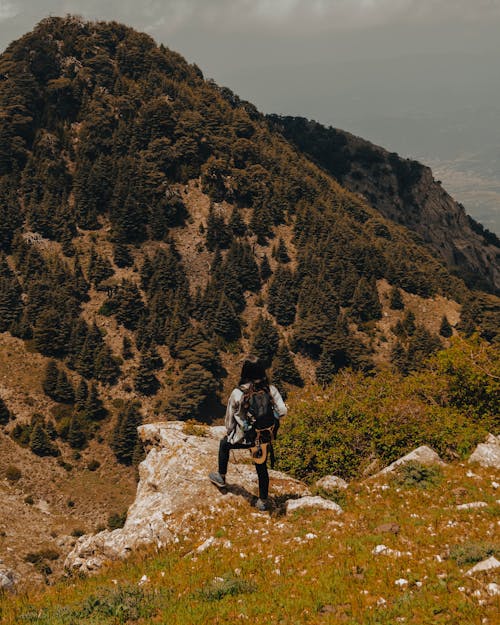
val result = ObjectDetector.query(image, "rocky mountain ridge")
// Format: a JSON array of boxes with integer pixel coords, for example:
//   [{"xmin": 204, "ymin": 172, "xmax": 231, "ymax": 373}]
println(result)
[{"xmin": 268, "ymin": 116, "xmax": 500, "ymax": 293}]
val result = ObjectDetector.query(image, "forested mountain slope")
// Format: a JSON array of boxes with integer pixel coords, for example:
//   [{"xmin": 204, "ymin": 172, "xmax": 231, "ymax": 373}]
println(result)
[
  {"xmin": 0, "ymin": 15, "xmax": 499, "ymax": 586},
  {"xmin": 267, "ymin": 115, "xmax": 500, "ymax": 293}
]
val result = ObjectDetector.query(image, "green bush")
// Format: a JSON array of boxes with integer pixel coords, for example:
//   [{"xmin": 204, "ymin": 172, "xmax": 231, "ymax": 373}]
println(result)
[
  {"xmin": 5, "ymin": 465, "xmax": 22, "ymax": 482},
  {"xmin": 449, "ymin": 542, "xmax": 499, "ymax": 566},
  {"xmin": 277, "ymin": 337, "xmax": 495, "ymax": 481},
  {"xmin": 86, "ymin": 459, "xmax": 100, "ymax": 471},
  {"xmin": 108, "ymin": 511, "xmax": 127, "ymax": 530},
  {"xmin": 392, "ymin": 461, "xmax": 442, "ymax": 489},
  {"xmin": 198, "ymin": 576, "xmax": 256, "ymax": 601}
]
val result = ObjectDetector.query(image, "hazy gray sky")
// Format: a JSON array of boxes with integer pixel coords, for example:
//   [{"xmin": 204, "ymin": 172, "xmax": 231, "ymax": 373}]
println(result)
[{"xmin": 1, "ymin": 1, "xmax": 500, "ymax": 230}]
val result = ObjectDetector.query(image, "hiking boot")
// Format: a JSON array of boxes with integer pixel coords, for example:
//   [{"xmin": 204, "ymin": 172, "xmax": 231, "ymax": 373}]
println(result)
[
  {"xmin": 255, "ymin": 498, "xmax": 268, "ymax": 511},
  {"xmin": 209, "ymin": 472, "xmax": 226, "ymax": 488}
]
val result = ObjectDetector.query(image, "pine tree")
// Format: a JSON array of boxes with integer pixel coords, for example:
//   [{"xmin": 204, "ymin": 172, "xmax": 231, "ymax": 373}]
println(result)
[
  {"xmin": 122, "ymin": 335, "xmax": 134, "ymax": 360},
  {"xmin": 112, "ymin": 402, "xmax": 142, "ymax": 465},
  {"xmin": 33, "ymin": 309, "xmax": 66, "ymax": 356},
  {"xmin": 30, "ymin": 422, "xmax": 56, "ymax": 457},
  {"xmin": 68, "ymin": 414, "xmax": 87, "ymax": 450},
  {"xmin": 229, "ymin": 207, "xmax": 247, "ymax": 237},
  {"xmin": 389, "ymin": 286, "xmax": 404, "ymax": 310},
  {"xmin": 316, "ymin": 317, "xmax": 371, "ymax": 384},
  {"xmin": 213, "ymin": 294, "xmax": 240, "ymax": 342},
  {"xmin": 42, "ymin": 360, "xmax": 59, "ymax": 399},
  {"xmin": 0, "ymin": 396, "xmax": 11, "ymax": 425},
  {"xmin": 74, "ymin": 379, "xmax": 89, "ymax": 412},
  {"xmin": 351, "ymin": 277, "xmax": 382, "ymax": 323},
  {"xmin": 146, "ymin": 345, "xmax": 164, "ymax": 370},
  {"xmin": 274, "ymin": 238, "xmax": 290, "ymax": 263},
  {"xmin": 250, "ymin": 203, "xmax": 273, "ymax": 245},
  {"xmin": 250, "ymin": 314, "xmax": 279, "ymax": 367},
  {"xmin": 293, "ymin": 313, "xmax": 331, "ymax": 359},
  {"xmin": 132, "ymin": 438, "xmax": 146, "ymax": 467},
  {"xmin": 268, "ymin": 266, "xmax": 297, "ymax": 326},
  {"xmin": 0, "ymin": 270, "xmax": 22, "ymax": 331},
  {"xmin": 407, "ymin": 326, "xmax": 442, "ymax": 370},
  {"xmin": 259, "ymin": 255, "xmax": 272, "ymax": 282},
  {"xmin": 390, "ymin": 340, "xmax": 408, "ymax": 374},
  {"xmin": 272, "ymin": 344, "xmax": 303, "ymax": 387},
  {"xmin": 168, "ymin": 363, "xmax": 219, "ymax": 420},
  {"xmin": 87, "ymin": 246, "xmax": 114, "ymax": 286},
  {"xmin": 439, "ymin": 315, "xmax": 453, "ymax": 338},
  {"xmin": 83, "ymin": 383, "xmax": 105, "ymax": 421},
  {"xmin": 114, "ymin": 281, "xmax": 145, "ymax": 330},
  {"xmin": 113, "ymin": 242, "xmax": 134, "ymax": 268},
  {"xmin": 134, "ymin": 353, "xmax": 160, "ymax": 395},
  {"xmin": 206, "ymin": 205, "xmax": 231, "ymax": 251},
  {"xmin": 94, "ymin": 345, "xmax": 120, "ymax": 385},
  {"xmin": 55, "ymin": 369, "xmax": 75, "ymax": 404},
  {"xmin": 402, "ymin": 310, "xmax": 416, "ymax": 336}
]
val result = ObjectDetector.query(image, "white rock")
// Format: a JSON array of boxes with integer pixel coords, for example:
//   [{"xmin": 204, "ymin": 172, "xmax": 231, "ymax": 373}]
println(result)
[
  {"xmin": 285, "ymin": 496, "xmax": 343, "ymax": 515},
  {"xmin": 138, "ymin": 574, "xmax": 149, "ymax": 585},
  {"xmin": 372, "ymin": 544, "xmax": 411, "ymax": 557},
  {"xmin": 0, "ymin": 568, "xmax": 16, "ymax": 591},
  {"xmin": 377, "ymin": 446, "xmax": 444, "ymax": 475},
  {"xmin": 65, "ymin": 422, "xmax": 308, "ymax": 574},
  {"xmin": 196, "ymin": 537, "xmax": 216, "ymax": 553},
  {"xmin": 395, "ymin": 578, "xmax": 408, "ymax": 586},
  {"xmin": 486, "ymin": 582, "xmax": 500, "ymax": 596},
  {"xmin": 466, "ymin": 470, "xmax": 480, "ymax": 478},
  {"xmin": 456, "ymin": 501, "xmax": 488, "ymax": 510},
  {"xmin": 376, "ymin": 597, "xmax": 387, "ymax": 606},
  {"xmin": 469, "ymin": 434, "xmax": 500, "ymax": 469},
  {"xmin": 465, "ymin": 556, "xmax": 500, "ymax": 576},
  {"xmin": 316, "ymin": 475, "xmax": 348, "ymax": 492}
]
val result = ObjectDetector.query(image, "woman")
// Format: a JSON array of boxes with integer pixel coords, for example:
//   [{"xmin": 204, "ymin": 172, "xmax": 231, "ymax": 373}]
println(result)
[{"xmin": 209, "ymin": 355, "xmax": 287, "ymax": 511}]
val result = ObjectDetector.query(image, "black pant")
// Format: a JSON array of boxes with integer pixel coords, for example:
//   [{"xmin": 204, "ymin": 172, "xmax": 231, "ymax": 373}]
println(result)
[{"xmin": 218, "ymin": 437, "xmax": 269, "ymax": 499}]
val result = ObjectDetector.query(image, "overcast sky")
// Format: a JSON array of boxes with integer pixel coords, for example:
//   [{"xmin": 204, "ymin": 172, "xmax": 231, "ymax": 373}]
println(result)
[{"xmin": 1, "ymin": 1, "xmax": 500, "ymax": 230}]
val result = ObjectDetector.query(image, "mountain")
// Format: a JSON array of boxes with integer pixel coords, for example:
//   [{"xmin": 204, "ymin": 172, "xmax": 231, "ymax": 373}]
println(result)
[
  {"xmin": 0, "ymin": 16, "xmax": 498, "ymax": 586},
  {"xmin": 267, "ymin": 115, "xmax": 500, "ymax": 293}
]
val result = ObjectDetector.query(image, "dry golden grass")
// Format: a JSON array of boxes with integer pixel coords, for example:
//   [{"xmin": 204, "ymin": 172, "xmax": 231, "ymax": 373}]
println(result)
[{"xmin": 1, "ymin": 462, "xmax": 497, "ymax": 624}]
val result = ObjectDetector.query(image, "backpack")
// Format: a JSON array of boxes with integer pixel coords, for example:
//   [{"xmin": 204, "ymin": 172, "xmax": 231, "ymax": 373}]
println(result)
[
  {"xmin": 240, "ymin": 383, "xmax": 275, "ymax": 431},
  {"xmin": 240, "ymin": 384, "xmax": 277, "ymax": 468}
]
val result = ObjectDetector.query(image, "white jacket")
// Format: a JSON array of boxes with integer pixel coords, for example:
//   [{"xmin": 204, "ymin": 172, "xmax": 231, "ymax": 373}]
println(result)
[{"xmin": 224, "ymin": 383, "xmax": 287, "ymax": 444}]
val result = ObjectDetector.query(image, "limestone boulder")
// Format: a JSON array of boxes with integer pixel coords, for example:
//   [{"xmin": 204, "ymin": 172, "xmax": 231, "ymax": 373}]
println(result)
[
  {"xmin": 377, "ymin": 446, "xmax": 444, "ymax": 476},
  {"xmin": 65, "ymin": 422, "xmax": 308, "ymax": 574},
  {"xmin": 316, "ymin": 475, "xmax": 348, "ymax": 492},
  {"xmin": 286, "ymin": 496, "xmax": 343, "ymax": 515},
  {"xmin": 465, "ymin": 556, "xmax": 500, "ymax": 576},
  {"xmin": 468, "ymin": 434, "xmax": 500, "ymax": 469}
]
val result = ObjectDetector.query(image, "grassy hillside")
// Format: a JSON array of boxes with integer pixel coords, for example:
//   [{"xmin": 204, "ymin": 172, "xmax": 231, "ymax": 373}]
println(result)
[{"xmin": 1, "ymin": 460, "xmax": 498, "ymax": 624}]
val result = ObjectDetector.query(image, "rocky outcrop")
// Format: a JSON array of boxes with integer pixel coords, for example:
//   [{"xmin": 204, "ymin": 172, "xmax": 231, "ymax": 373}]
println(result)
[
  {"xmin": 286, "ymin": 496, "xmax": 343, "ymax": 515},
  {"xmin": 465, "ymin": 556, "xmax": 500, "ymax": 576},
  {"xmin": 469, "ymin": 434, "xmax": 500, "ymax": 469},
  {"xmin": 65, "ymin": 422, "xmax": 308, "ymax": 574},
  {"xmin": 316, "ymin": 475, "xmax": 348, "ymax": 492},
  {"xmin": 377, "ymin": 445, "xmax": 444, "ymax": 476}
]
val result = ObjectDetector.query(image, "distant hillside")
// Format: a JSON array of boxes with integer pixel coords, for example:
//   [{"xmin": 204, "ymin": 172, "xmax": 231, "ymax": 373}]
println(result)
[{"xmin": 267, "ymin": 115, "xmax": 500, "ymax": 293}]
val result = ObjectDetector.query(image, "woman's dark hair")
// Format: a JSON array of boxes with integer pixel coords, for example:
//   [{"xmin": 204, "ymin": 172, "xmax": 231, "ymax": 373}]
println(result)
[{"xmin": 239, "ymin": 354, "xmax": 269, "ymax": 386}]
